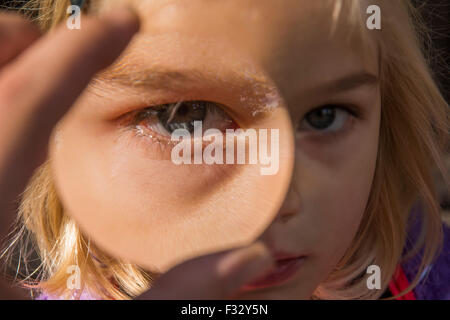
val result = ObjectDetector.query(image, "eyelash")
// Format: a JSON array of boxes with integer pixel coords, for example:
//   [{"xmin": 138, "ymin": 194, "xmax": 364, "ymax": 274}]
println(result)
[
  {"xmin": 124, "ymin": 101, "xmax": 360, "ymax": 152},
  {"xmin": 129, "ymin": 101, "xmax": 237, "ymax": 142},
  {"xmin": 298, "ymin": 104, "xmax": 359, "ymax": 135}
]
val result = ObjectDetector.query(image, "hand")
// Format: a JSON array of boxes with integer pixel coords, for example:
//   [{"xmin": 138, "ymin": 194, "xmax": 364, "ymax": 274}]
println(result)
[
  {"xmin": 0, "ymin": 8, "xmax": 140, "ymax": 299},
  {"xmin": 137, "ymin": 242, "xmax": 274, "ymax": 300},
  {"xmin": 0, "ymin": 8, "xmax": 274, "ymax": 301}
]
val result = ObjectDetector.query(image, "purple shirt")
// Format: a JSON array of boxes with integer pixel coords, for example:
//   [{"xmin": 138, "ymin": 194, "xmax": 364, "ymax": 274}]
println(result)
[{"xmin": 401, "ymin": 206, "xmax": 450, "ymax": 300}]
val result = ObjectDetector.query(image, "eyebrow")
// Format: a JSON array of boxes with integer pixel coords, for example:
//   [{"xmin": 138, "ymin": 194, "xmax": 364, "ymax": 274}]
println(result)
[
  {"xmin": 96, "ymin": 64, "xmax": 378, "ymax": 97},
  {"xmin": 314, "ymin": 72, "xmax": 379, "ymax": 95},
  {"xmin": 95, "ymin": 65, "xmax": 217, "ymax": 91}
]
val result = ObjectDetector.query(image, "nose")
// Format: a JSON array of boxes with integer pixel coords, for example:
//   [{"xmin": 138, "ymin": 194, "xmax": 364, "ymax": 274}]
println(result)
[{"xmin": 257, "ymin": 176, "xmax": 300, "ymax": 247}]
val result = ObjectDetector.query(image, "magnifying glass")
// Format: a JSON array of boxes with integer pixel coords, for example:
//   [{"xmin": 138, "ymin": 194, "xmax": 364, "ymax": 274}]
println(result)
[{"xmin": 51, "ymin": 2, "xmax": 295, "ymax": 273}]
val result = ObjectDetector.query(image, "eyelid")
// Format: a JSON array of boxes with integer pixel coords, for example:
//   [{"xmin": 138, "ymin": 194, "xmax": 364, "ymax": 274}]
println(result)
[
  {"xmin": 298, "ymin": 104, "xmax": 358, "ymax": 136},
  {"xmin": 297, "ymin": 116, "xmax": 357, "ymax": 145},
  {"xmin": 310, "ymin": 103, "xmax": 365, "ymax": 121},
  {"xmin": 308, "ymin": 104, "xmax": 359, "ymax": 116},
  {"xmin": 128, "ymin": 100, "xmax": 238, "ymax": 141},
  {"xmin": 122, "ymin": 101, "xmax": 238, "ymax": 162},
  {"xmin": 338, "ymin": 104, "xmax": 361, "ymax": 118}
]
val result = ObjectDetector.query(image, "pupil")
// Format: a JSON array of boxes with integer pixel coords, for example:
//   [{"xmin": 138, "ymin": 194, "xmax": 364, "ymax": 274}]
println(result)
[
  {"xmin": 307, "ymin": 108, "xmax": 335, "ymax": 129},
  {"xmin": 177, "ymin": 104, "xmax": 190, "ymax": 117},
  {"xmin": 158, "ymin": 101, "xmax": 207, "ymax": 133}
]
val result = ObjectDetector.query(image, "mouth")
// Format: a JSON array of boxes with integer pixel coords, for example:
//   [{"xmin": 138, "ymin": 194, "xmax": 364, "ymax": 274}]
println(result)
[{"xmin": 241, "ymin": 253, "xmax": 306, "ymax": 291}]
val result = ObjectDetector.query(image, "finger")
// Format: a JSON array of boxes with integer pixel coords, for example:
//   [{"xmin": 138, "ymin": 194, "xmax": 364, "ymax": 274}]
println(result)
[
  {"xmin": 0, "ymin": 7, "xmax": 140, "ymax": 265},
  {"xmin": 0, "ymin": 13, "xmax": 41, "ymax": 67},
  {"xmin": 0, "ymin": 7, "xmax": 140, "ymax": 138},
  {"xmin": 138, "ymin": 242, "xmax": 275, "ymax": 300}
]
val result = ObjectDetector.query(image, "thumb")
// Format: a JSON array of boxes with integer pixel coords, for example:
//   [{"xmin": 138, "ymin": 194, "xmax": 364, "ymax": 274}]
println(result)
[{"xmin": 138, "ymin": 242, "xmax": 274, "ymax": 300}]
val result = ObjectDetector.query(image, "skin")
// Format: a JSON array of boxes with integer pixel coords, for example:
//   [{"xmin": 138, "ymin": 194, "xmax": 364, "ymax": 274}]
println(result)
[
  {"xmin": 0, "ymin": 6, "xmax": 274, "ymax": 300},
  {"xmin": 0, "ymin": 8, "xmax": 141, "ymax": 298},
  {"xmin": 52, "ymin": 0, "xmax": 295, "ymax": 272},
  {"xmin": 0, "ymin": 0, "xmax": 381, "ymax": 299}
]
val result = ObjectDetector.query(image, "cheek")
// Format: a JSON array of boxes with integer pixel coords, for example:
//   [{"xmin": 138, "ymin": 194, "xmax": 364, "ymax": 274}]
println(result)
[
  {"xmin": 296, "ymin": 110, "xmax": 380, "ymax": 272},
  {"xmin": 49, "ymin": 106, "xmax": 294, "ymax": 272}
]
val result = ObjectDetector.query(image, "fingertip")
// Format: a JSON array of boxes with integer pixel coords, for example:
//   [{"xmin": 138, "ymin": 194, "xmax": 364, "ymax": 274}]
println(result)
[
  {"xmin": 54, "ymin": 6, "xmax": 141, "ymax": 75},
  {"xmin": 247, "ymin": 241, "xmax": 273, "ymax": 260},
  {"xmin": 102, "ymin": 5, "xmax": 141, "ymax": 37},
  {"xmin": 222, "ymin": 241, "xmax": 274, "ymax": 270},
  {"xmin": 216, "ymin": 242, "xmax": 274, "ymax": 297},
  {"xmin": 242, "ymin": 241, "xmax": 275, "ymax": 274},
  {"xmin": 218, "ymin": 242, "xmax": 274, "ymax": 283}
]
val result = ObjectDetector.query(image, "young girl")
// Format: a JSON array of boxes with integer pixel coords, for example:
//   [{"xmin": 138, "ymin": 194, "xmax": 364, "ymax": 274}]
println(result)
[{"xmin": 0, "ymin": 0, "xmax": 448, "ymax": 300}]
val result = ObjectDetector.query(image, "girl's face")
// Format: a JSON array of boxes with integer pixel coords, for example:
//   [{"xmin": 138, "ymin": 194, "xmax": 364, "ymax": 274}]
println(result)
[{"xmin": 50, "ymin": 0, "xmax": 381, "ymax": 299}]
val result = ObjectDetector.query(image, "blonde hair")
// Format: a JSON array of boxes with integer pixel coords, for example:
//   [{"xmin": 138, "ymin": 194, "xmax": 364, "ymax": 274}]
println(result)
[{"xmin": 2, "ymin": 0, "xmax": 448, "ymax": 300}]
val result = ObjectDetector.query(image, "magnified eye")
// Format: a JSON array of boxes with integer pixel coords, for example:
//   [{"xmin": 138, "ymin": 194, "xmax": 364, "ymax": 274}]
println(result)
[
  {"xmin": 133, "ymin": 101, "xmax": 238, "ymax": 138},
  {"xmin": 300, "ymin": 105, "xmax": 352, "ymax": 132}
]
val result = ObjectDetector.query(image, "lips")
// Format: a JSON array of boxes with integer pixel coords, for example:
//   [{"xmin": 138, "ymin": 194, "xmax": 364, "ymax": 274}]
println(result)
[{"xmin": 241, "ymin": 253, "xmax": 306, "ymax": 290}]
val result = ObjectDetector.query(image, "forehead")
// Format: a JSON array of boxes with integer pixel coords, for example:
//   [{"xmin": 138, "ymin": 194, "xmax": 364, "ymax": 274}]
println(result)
[
  {"xmin": 94, "ymin": 0, "xmax": 378, "ymax": 103},
  {"xmin": 94, "ymin": 0, "xmax": 367, "ymax": 48}
]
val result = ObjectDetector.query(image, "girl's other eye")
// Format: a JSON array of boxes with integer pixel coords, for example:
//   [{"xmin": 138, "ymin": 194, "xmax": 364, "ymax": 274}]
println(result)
[
  {"xmin": 299, "ymin": 105, "xmax": 353, "ymax": 133},
  {"xmin": 133, "ymin": 101, "xmax": 238, "ymax": 138}
]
